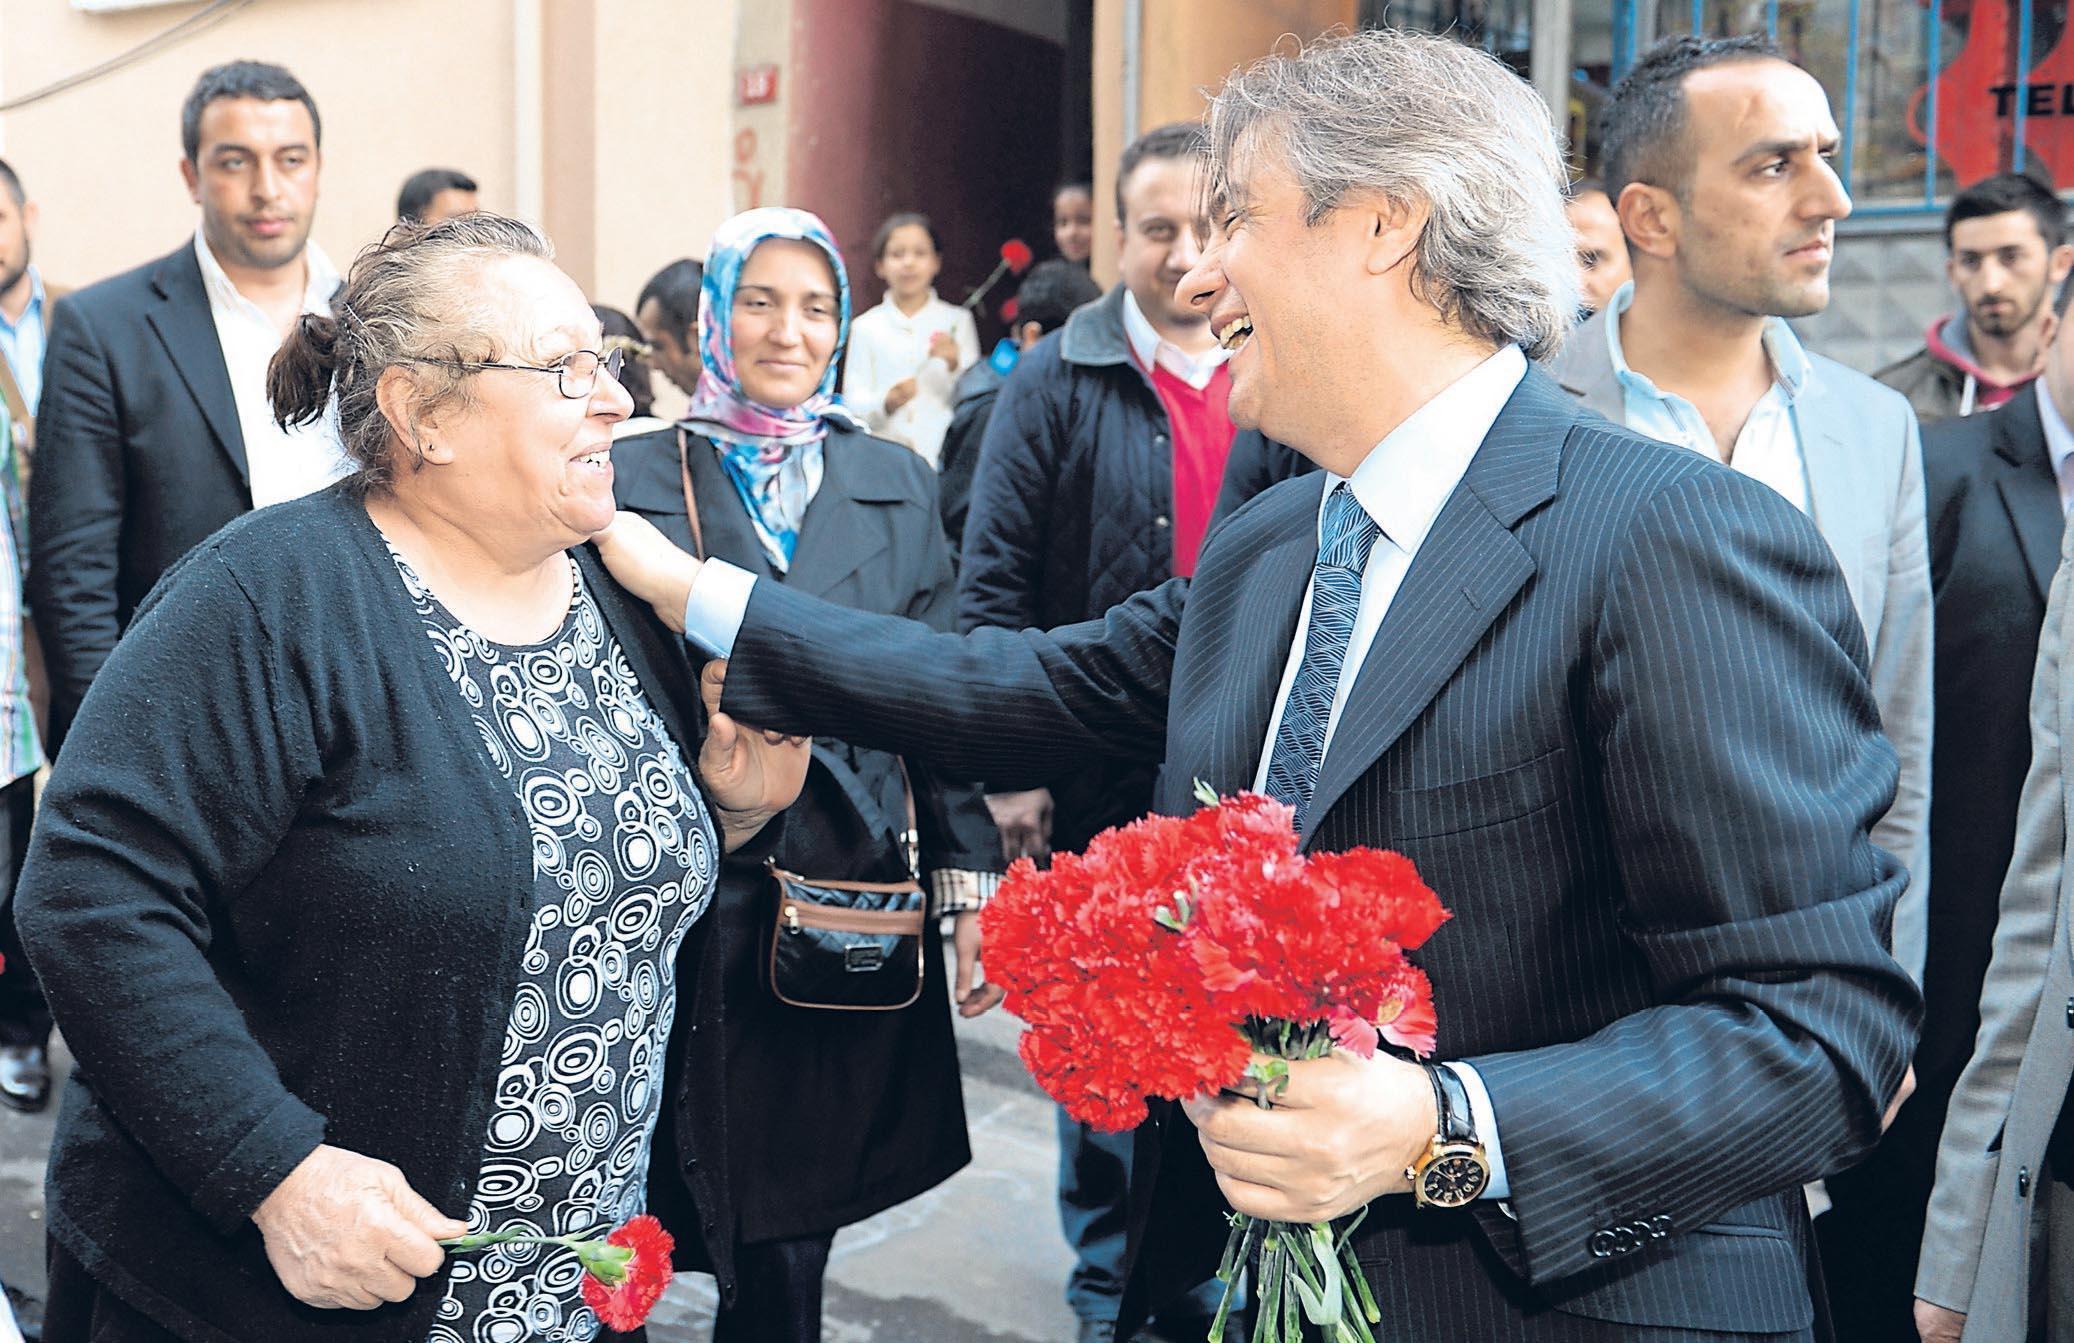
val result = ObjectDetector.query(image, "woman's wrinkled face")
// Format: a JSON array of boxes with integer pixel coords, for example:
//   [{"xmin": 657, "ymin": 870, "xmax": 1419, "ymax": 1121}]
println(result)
[
  {"xmin": 432, "ymin": 255, "xmax": 632, "ymax": 545},
  {"xmin": 731, "ymin": 238, "xmax": 840, "ymax": 409}
]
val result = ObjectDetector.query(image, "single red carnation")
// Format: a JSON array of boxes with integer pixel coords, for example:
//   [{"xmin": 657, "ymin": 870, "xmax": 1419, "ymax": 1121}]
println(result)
[
  {"xmin": 1000, "ymin": 238, "xmax": 1035, "ymax": 272},
  {"xmin": 578, "ymin": 1214, "xmax": 674, "ymax": 1331}
]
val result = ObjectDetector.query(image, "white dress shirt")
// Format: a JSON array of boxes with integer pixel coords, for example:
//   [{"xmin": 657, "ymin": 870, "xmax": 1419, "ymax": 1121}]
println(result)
[
  {"xmin": 2036, "ymin": 376, "xmax": 2074, "ymax": 513},
  {"xmin": 841, "ymin": 290, "xmax": 980, "ymax": 468},
  {"xmin": 682, "ymin": 347, "xmax": 1530, "ymax": 1198},
  {"xmin": 1603, "ymin": 281, "xmax": 1814, "ymax": 516},
  {"xmin": 193, "ymin": 229, "xmax": 352, "ymax": 507},
  {"xmin": 1121, "ymin": 289, "xmax": 1228, "ymax": 389}
]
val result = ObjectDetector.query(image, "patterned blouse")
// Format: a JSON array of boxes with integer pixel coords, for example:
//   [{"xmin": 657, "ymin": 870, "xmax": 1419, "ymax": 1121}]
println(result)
[{"xmin": 390, "ymin": 549, "xmax": 717, "ymax": 1343}]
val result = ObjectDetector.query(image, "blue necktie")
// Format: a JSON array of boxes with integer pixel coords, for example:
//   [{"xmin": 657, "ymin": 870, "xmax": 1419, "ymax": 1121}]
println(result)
[{"xmin": 1263, "ymin": 483, "xmax": 1383, "ymax": 818}]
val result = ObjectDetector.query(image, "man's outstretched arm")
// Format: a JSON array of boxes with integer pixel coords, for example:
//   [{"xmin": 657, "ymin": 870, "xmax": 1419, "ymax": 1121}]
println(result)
[{"xmin": 596, "ymin": 512, "xmax": 1179, "ymax": 788}]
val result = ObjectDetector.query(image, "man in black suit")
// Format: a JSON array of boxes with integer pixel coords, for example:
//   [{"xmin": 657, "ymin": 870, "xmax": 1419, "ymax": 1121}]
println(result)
[
  {"xmin": 599, "ymin": 28, "xmax": 1919, "ymax": 1340},
  {"xmin": 30, "ymin": 59, "xmax": 342, "ymax": 754},
  {"xmin": 1828, "ymin": 292, "xmax": 2074, "ymax": 1340}
]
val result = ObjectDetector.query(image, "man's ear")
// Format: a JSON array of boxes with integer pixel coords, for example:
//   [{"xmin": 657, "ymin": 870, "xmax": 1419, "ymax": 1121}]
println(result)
[
  {"xmin": 1358, "ymin": 194, "xmax": 1427, "ymax": 277},
  {"xmin": 179, "ymin": 156, "xmax": 202, "ymax": 206},
  {"xmin": 1616, "ymin": 182, "xmax": 1681, "ymax": 263}
]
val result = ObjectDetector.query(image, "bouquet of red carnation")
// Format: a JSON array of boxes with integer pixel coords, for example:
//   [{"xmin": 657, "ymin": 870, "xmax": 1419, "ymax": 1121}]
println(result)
[
  {"xmin": 443, "ymin": 1213, "xmax": 673, "ymax": 1331},
  {"xmin": 982, "ymin": 784, "xmax": 1448, "ymax": 1343}
]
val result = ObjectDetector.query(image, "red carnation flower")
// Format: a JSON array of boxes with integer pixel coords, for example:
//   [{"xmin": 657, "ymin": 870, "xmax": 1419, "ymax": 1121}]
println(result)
[
  {"xmin": 1000, "ymin": 238, "xmax": 1035, "ymax": 273},
  {"xmin": 577, "ymin": 1214, "xmax": 674, "ymax": 1331}
]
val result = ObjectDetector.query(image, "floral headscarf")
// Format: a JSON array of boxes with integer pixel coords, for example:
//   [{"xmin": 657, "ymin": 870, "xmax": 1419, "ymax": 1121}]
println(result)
[{"xmin": 679, "ymin": 209, "xmax": 863, "ymax": 572}]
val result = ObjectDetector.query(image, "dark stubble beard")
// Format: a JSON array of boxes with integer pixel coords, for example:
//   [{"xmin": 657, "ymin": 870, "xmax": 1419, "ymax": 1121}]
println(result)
[
  {"xmin": 202, "ymin": 212, "xmax": 312, "ymax": 275},
  {"xmin": 0, "ymin": 241, "xmax": 29, "ymax": 307},
  {"xmin": 1972, "ymin": 286, "xmax": 2045, "ymax": 338}
]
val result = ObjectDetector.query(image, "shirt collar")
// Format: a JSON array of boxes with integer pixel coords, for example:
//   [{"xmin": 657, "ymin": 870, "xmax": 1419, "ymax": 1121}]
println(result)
[
  {"xmin": 2038, "ymin": 378, "xmax": 2074, "ymax": 484},
  {"xmin": 873, "ymin": 290, "xmax": 944, "ymax": 324},
  {"xmin": 0, "ymin": 268, "xmax": 45, "ymax": 333},
  {"xmin": 1603, "ymin": 280, "xmax": 1810, "ymax": 405},
  {"xmin": 193, "ymin": 225, "xmax": 340, "ymax": 318},
  {"xmin": 1336, "ymin": 344, "xmax": 1529, "ymax": 555},
  {"xmin": 1121, "ymin": 288, "xmax": 1227, "ymax": 389}
]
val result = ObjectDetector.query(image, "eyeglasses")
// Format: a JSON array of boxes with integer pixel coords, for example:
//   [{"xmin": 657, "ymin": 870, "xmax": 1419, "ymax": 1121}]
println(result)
[{"xmin": 405, "ymin": 347, "xmax": 626, "ymax": 400}]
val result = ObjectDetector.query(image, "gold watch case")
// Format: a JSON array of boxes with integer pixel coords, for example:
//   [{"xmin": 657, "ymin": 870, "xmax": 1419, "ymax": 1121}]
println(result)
[{"xmin": 1407, "ymin": 1137, "xmax": 1491, "ymax": 1209}]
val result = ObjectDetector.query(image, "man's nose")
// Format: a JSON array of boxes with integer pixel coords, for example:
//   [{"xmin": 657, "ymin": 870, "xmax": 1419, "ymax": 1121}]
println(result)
[{"xmin": 1801, "ymin": 155, "xmax": 1852, "ymax": 224}]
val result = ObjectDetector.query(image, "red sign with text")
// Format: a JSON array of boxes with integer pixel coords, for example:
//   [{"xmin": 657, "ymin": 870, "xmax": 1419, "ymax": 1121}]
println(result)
[{"xmin": 737, "ymin": 64, "xmax": 780, "ymax": 107}]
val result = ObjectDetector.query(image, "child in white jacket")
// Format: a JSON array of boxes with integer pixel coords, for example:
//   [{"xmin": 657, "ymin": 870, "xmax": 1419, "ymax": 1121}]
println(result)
[{"xmin": 843, "ymin": 212, "xmax": 978, "ymax": 467}]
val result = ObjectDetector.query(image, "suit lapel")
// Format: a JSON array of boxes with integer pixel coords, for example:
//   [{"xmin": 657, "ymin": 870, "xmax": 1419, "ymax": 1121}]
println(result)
[
  {"xmin": 144, "ymin": 246, "xmax": 247, "ymax": 483},
  {"xmin": 1990, "ymin": 387, "xmax": 2064, "ymax": 602},
  {"xmin": 784, "ymin": 429, "xmax": 895, "ymax": 599},
  {"xmin": 1196, "ymin": 484, "xmax": 1324, "ymax": 798},
  {"xmin": 1302, "ymin": 369, "xmax": 1568, "ymax": 840},
  {"xmin": 1794, "ymin": 378, "xmax": 1870, "ymax": 591}
]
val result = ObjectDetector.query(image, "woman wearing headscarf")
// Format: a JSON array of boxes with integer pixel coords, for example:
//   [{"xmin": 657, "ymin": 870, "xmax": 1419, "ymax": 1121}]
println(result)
[
  {"xmin": 16, "ymin": 214, "xmax": 808, "ymax": 1343},
  {"xmin": 610, "ymin": 208, "xmax": 1005, "ymax": 1343}
]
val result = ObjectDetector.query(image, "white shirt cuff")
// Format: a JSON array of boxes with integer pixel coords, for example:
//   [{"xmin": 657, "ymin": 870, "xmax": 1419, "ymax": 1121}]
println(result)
[
  {"xmin": 1444, "ymin": 1061, "xmax": 1511, "ymax": 1201},
  {"xmin": 682, "ymin": 558, "xmax": 758, "ymax": 658}
]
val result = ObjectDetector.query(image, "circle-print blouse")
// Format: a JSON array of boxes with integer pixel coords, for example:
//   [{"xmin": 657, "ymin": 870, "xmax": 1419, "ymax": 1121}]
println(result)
[{"xmin": 389, "ymin": 549, "xmax": 716, "ymax": 1343}]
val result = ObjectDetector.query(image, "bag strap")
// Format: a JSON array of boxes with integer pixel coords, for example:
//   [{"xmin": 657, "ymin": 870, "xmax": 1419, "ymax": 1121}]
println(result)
[
  {"xmin": 685, "ymin": 423, "xmax": 922, "ymax": 878},
  {"xmin": 675, "ymin": 427, "xmax": 708, "ymax": 561}
]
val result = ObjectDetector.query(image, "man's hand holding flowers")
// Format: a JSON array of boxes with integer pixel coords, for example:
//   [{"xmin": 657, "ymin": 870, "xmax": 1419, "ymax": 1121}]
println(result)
[{"xmin": 1185, "ymin": 1049, "xmax": 1438, "ymax": 1224}]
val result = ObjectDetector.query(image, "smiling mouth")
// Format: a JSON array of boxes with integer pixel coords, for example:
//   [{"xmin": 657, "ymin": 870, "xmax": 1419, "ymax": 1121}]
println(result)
[
  {"xmin": 575, "ymin": 449, "xmax": 611, "ymax": 472},
  {"xmin": 1217, "ymin": 315, "xmax": 1253, "ymax": 352}
]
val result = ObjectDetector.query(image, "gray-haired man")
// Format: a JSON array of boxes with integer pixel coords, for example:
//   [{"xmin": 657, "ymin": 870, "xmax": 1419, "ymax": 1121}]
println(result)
[{"xmin": 598, "ymin": 27, "xmax": 1920, "ymax": 1340}]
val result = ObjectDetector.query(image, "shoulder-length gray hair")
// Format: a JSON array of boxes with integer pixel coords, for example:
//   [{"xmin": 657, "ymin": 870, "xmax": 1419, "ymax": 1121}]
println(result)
[{"xmin": 1206, "ymin": 28, "xmax": 1579, "ymax": 361}]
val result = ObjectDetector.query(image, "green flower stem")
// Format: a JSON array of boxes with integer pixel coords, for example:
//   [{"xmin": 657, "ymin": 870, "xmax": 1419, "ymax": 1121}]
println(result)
[{"xmin": 439, "ymin": 1229, "xmax": 602, "ymax": 1252}]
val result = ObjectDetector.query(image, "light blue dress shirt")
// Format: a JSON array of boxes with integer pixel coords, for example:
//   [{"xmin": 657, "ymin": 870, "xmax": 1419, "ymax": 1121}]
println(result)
[
  {"xmin": 1602, "ymin": 281, "xmax": 1814, "ymax": 515},
  {"xmin": 0, "ymin": 267, "xmax": 47, "ymax": 417}
]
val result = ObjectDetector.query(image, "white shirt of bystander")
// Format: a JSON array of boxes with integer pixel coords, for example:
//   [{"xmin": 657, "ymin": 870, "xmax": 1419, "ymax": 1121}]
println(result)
[
  {"xmin": 842, "ymin": 289, "xmax": 979, "ymax": 468},
  {"xmin": 193, "ymin": 228, "xmax": 353, "ymax": 508}
]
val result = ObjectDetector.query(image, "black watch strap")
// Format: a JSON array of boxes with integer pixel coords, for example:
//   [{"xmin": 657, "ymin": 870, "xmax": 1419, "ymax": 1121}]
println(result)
[{"xmin": 1428, "ymin": 1063, "xmax": 1477, "ymax": 1146}]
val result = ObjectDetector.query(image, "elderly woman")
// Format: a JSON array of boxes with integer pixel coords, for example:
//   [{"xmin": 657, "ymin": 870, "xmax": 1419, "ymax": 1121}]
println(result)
[
  {"xmin": 17, "ymin": 214, "xmax": 805, "ymax": 1343},
  {"xmin": 610, "ymin": 207, "xmax": 1004, "ymax": 1343}
]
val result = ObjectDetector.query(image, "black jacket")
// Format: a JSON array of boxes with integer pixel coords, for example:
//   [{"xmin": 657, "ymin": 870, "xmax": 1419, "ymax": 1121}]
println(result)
[
  {"xmin": 1921, "ymin": 385, "xmax": 2065, "ymax": 1093},
  {"xmin": 29, "ymin": 241, "xmax": 259, "ymax": 748},
  {"xmin": 15, "ymin": 487, "xmax": 736, "ymax": 1343},
  {"xmin": 955, "ymin": 284, "xmax": 1274, "ymax": 850},
  {"xmin": 936, "ymin": 355, "xmax": 1009, "ymax": 554},
  {"xmin": 612, "ymin": 424, "xmax": 1003, "ymax": 1242},
  {"xmin": 712, "ymin": 366, "xmax": 1919, "ymax": 1339}
]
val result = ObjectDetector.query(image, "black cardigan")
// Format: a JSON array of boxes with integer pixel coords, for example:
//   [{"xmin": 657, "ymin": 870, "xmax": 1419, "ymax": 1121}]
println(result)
[{"xmin": 16, "ymin": 485, "xmax": 735, "ymax": 1343}]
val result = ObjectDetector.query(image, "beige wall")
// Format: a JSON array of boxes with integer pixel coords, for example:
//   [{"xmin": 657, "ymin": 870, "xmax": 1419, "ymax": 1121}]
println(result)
[
  {"xmin": 1089, "ymin": 0, "xmax": 1357, "ymax": 278},
  {"xmin": 0, "ymin": 0, "xmax": 735, "ymax": 311}
]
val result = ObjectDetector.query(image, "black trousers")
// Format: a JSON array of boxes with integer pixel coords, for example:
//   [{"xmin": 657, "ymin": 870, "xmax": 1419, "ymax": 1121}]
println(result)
[
  {"xmin": 710, "ymin": 1233, "xmax": 835, "ymax": 1343},
  {"xmin": 0, "ymin": 773, "xmax": 45, "ymax": 1049}
]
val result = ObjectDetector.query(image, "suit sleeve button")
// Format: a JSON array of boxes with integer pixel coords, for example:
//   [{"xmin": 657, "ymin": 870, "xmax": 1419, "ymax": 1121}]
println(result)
[{"xmin": 1589, "ymin": 1229, "xmax": 1618, "ymax": 1258}]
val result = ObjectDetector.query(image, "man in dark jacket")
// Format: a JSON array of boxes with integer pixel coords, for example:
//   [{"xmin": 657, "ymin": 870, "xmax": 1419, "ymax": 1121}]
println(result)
[
  {"xmin": 939, "ymin": 259, "xmax": 1101, "ymax": 554},
  {"xmin": 1877, "ymin": 173, "xmax": 2073, "ymax": 424},
  {"xmin": 956, "ymin": 122, "xmax": 1266, "ymax": 1343}
]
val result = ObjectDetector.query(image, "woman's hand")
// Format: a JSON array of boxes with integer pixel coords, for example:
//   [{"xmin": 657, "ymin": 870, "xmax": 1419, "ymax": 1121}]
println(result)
[
  {"xmin": 952, "ymin": 910, "xmax": 1005, "ymax": 1018},
  {"xmin": 884, "ymin": 377, "xmax": 919, "ymax": 415},
  {"xmin": 929, "ymin": 330, "xmax": 960, "ymax": 371},
  {"xmin": 595, "ymin": 512, "xmax": 702, "ymax": 634},
  {"xmin": 696, "ymin": 660, "xmax": 809, "ymax": 851},
  {"xmin": 252, "ymin": 1143, "xmax": 467, "ymax": 1310}
]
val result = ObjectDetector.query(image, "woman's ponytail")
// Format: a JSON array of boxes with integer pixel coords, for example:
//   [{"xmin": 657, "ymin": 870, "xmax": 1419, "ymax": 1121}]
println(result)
[{"xmin": 267, "ymin": 311, "xmax": 344, "ymax": 430}]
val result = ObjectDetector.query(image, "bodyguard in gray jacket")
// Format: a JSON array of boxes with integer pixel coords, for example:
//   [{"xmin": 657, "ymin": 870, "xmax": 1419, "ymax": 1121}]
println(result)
[{"xmin": 1915, "ymin": 511, "xmax": 2074, "ymax": 1341}]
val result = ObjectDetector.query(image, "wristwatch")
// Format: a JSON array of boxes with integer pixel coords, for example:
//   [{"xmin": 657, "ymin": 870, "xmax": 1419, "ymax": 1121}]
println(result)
[{"xmin": 1406, "ymin": 1063, "xmax": 1491, "ymax": 1209}]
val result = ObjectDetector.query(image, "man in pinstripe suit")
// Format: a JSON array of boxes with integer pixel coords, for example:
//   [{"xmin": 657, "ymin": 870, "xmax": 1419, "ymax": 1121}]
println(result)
[{"xmin": 599, "ymin": 29, "xmax": 1920, "ymax": 1342}]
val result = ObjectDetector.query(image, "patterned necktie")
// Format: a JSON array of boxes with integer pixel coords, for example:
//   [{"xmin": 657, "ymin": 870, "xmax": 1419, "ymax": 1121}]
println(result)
[{"xmin": 1263, "ymin": 482, "xmax": 1384, "ymax": 818}]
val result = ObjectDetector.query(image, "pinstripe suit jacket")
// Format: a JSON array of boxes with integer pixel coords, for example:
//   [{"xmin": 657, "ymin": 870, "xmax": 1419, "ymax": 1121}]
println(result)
[
  {"xmin": 718, "ymin": 365, "xmax": 1922, "ymax": 1339},
  {"xmin": 1552, "ymin": 309, "xmax": 1934, "ymax": 985}
]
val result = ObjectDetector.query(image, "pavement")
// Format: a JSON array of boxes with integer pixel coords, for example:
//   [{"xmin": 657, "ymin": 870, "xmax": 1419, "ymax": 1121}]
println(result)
[{"xmin": 0, "ymin": 952, "xmax": 1086, "ymax": 1342}]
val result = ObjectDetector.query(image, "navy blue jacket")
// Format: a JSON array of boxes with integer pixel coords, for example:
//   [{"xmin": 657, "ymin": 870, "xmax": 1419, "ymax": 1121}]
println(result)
[
  {"xmin": 716, "ymin": 365, "xmax": 1919, "ymax": 1340},
  {"xmin": 956, "ymin": 284, "xmax": 1275, "ymax": 849}
]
